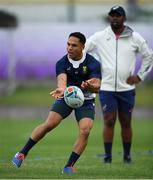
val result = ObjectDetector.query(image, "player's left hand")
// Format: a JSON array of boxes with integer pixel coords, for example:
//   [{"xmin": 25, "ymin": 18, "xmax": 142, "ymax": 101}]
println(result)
[
  {"xmin": 126, "ymin": 75, "xmax": 141, "ymax": 85},
  {"xmin": 50, "ymin": 87, "xmax": 65, "ymax": 99},
  {"xmin": 81, "ymin": 79, "xmax": 93, "ymax": 89},
  {"xmin": 81, "ymin": 79, "xmax": 100, "ymax": 93}
]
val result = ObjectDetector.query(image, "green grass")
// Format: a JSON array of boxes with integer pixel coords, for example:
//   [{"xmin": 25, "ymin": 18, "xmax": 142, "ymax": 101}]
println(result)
[
  {"xmin": 0, "ymin": 118, "xmax": 153, "ymax": 179},
  {"xmin": 0, "ymin": 86, "xmax": 54, "ymax": 107},
  {"xmin": 0, "ymin": 81, "xmax": 153, "ymax": 107},
  {"xmin": 135, "ymin": 82, "xmax": 153, "ymax": 107}
]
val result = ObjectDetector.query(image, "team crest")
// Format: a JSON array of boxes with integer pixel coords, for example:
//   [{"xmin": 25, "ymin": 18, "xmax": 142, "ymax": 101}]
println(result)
[{"xmin": 82, "ymin": 66, "xmax": 87, "ymax": 74}]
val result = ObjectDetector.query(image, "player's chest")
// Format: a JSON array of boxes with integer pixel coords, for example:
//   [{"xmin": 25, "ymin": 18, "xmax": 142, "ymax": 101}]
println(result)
[{"xmin": 66, "ymin": 64, "xmax": 89, "ymax": 76}]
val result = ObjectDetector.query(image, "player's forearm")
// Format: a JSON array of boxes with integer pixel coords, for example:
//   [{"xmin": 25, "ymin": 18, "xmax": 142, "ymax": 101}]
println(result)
[
  {"xmin": 57, "ymin": 73, "xmax": 67, "ymax": 89},
  {"xmin": 50, "ymin": 74, "xmax": 67, "ymax": 99},
  {"xmin": 137, "ymin": 42, "xmax": 153, "ymax": 81}
]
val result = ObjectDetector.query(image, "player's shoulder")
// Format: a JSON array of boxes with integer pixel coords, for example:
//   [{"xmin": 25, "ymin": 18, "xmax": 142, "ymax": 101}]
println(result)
[
  {"xmin": 57, "ymin": 54, "xmax": 67, "ymax": 63},
  {"xmin": 132, "ymin": 31, "xmax": 145, "ymax": 42},
  {"xmin": 56, "ymin": 55, "xmax": 68, "ymax": 68},
  {"xmin": 92, "ymin": 27, "xmax": 108, "ymax": 37},
  {"xmin": 86, "ymin": 53, "xmax": 97, "ymax": 60},
  {"xmin": 86, "ymin": 53, "xmax": 101, "ymax": 65}
]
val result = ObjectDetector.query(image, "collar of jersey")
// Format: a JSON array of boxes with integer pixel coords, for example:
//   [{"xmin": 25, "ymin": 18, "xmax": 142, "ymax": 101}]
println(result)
[{"xmin": 67, "ymin": 52, "xmax": 86, "ymax": 68}]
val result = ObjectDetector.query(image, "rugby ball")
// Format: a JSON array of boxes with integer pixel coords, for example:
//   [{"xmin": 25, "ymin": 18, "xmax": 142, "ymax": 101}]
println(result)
[{"xmin": 64, "ymin": 86, "xmax": 84, "ymax": 108}]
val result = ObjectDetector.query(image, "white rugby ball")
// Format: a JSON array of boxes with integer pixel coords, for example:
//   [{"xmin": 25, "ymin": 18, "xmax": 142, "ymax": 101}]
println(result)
[{"xmin": 64, "ymin": 86, "xmax": 84, "ymax": 108}]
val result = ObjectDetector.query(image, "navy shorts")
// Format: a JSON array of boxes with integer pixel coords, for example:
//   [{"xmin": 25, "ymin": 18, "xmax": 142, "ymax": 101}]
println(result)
[
  {"xmin": 99, "ymin": 90, "xmax": 136, "ymax": 115},
  {"xmin": 50, "ymin": 98, "xmax": 95, "ymax": 122}
]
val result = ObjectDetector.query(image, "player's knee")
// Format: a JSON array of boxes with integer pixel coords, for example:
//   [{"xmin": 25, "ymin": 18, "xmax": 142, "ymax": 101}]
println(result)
[
  {"xmin": 104, "ymin": 113, "xmax": 116, "ymax": 128},
  {"xmin": 104, "ymin": 119, "xmax": 115, "ymax": 128},
  {"xmin": 80, "ymin": 126, "xmax": 90, "ymax": 137},
  {"xmin": 122, "ymin": 122, "xmax": 131, "ymax": 129}
]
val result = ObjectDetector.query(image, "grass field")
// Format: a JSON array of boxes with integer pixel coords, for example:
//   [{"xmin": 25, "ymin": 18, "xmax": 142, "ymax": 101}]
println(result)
[
  {"xmin": 0, "ymin": 81, "xmax": 153, "ymax": 178},
  {"xmin": 1, "ymin": 81, "xmax": 153, "ymax": 107},
  {"xmin": 0, "ymin": 118, "xmax": 153, "ymax": 179}
]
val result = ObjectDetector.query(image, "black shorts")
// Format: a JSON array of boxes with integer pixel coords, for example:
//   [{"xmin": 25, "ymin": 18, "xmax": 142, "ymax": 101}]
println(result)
[{"xmin": 50, "ymin": 98, "xmax": 95, "ymax": 122}]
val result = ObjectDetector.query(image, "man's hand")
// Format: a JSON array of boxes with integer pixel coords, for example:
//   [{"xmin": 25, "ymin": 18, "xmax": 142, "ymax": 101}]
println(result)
[
  {"xmin": 81, "ymin": 78, "xmax": 101, "ymax": 93},
  {"xmin": 126, "ymin": 75, "xmax": 141, "ymax": 85},
  {"xmin": 81, "ymin": 79, "xmax": 94, "ymax": 90},
  {"xmin": 50, "ymin": 87, "xmax": 65, "ymax": 99}
]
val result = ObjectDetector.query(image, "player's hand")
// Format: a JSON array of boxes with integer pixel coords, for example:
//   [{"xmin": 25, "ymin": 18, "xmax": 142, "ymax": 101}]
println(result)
[
  {"xmin": 81, "ymin": 79, "xmax": 93, "ymax": 89},
  {"xmin": 50, "ymin": 87, "xmax": 65, "ymax": 99},
  {"xmin": 126, "ymin": 75, "xmax": 141, "ymax": 85},
  {"xmin": 81, "ymin": 79, "xmax": 100, "ymax": 93}
]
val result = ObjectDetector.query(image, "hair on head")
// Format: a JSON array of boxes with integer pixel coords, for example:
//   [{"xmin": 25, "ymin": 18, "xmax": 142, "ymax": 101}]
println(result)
[{"xmin": 69, "ymin": 32, "xmax": 86, "ymax": 45}]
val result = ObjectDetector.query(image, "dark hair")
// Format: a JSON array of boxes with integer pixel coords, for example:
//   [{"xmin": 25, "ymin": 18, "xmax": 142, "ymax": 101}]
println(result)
[{"xmin": 69, "ymin": 32, "xmax": 86, "ymax": 45}]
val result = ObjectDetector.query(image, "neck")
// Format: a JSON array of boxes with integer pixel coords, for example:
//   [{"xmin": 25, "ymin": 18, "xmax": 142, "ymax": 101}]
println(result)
[
  {"xmin": 112, "ymin": 25, "xmax": 125, "ymax": 34},
  {"xmin": 70, "ymin": 53, "xmax": 83, "ymax": 61}
]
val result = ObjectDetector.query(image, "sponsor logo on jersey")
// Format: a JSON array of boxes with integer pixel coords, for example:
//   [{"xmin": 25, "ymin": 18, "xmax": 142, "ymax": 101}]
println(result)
[{"xmin": 67, "ymin": 66, "xmax": 71, "ymax": 71}]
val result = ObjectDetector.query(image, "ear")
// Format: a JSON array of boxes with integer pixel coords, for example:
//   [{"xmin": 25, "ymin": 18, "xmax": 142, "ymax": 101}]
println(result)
[
  {"xmin": 108, "ymin": 15, "xmax": 111, "ymax": 21},
  {"xmin": 124, "ymin": 16, "xmax": 127, "ymax": 22}
]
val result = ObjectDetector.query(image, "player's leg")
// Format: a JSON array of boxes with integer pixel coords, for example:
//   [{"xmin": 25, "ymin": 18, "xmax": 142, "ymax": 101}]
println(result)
[
  {"xmin": 118, "ymin": 112, "xmax": 132, "ymax": 163},
  {"xmin": 103, "ymin": 111, "xmax": 117, "ymax": 163},
  {"xmin": 31, "ymin": 112, "xmax": 62, "ymax": 141},
  {"xmin": 12, "ymin": 111, "xmax": 63, "ymax": 168},
  {"xmin": 118, "ymin": 90, "xmax": 135, "ymax": 163},
  {"xmin": 12, "ymin": 98, "xmax": 72, "ymax": 168},
  {"xmin": 63, "ymin": 118, "xmax": 93, "ymax": 173},
  {"xmin": 63, "ymin": 99, "xmax": 94, "ymax": 173},
  {"xmin": 74, "ymin": 117, "xmax": 94, "ymax": 154},
  {"xmin": 99, "ymin": 91, "xmax": 118, "ymax": 163}
]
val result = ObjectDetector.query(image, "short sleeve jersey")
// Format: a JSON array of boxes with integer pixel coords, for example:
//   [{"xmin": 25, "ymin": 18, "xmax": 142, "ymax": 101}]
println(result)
[{"xmin": 56, "ymin": 53, "xmax": 101, "ymax": 100}]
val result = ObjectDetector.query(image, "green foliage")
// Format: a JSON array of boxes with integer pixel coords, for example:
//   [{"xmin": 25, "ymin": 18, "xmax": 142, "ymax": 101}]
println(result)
[{"xmin": 0, "ymin": 119, "xmax": 153, "ymax": 179}]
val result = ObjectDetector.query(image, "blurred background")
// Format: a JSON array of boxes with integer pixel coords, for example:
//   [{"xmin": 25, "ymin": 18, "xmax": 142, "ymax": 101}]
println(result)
[{"xmin": 0, "ymin": 0, "xmax": 153, "ymax": 119}]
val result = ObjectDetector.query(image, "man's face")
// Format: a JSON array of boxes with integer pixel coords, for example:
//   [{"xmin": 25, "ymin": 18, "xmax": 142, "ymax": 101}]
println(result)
[
  {"xmin": 109, "ymin": 12, "xmax": 126, "ymax": 29},
  {"xmin": 67, "ymin": 36, "xmax": 84, "ymax": 60}
]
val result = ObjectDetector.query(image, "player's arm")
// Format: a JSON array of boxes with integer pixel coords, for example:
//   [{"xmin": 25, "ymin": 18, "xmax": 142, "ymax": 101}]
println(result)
[
  {"xmin": 81, "ymin": 56, "xmax": 102, "ymax": 93},
  {"xmin": 133, "ymin": 33, "xmax": 153, "ymax": 81},
  {"xmin": 81, "ymin": 78, "xmax": 101, "ymax": 93},
  {"xmin": 50, "ymin": 73, "xmax": 67, "ymax": 99}
]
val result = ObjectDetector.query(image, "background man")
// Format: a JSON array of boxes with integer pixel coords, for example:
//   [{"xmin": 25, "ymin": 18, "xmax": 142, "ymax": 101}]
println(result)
[
  {"xmin": 85, "ymin": 5, "xmax": 153, "ymax": 163},
  {"xmin": 12, "ymin": 32, "xmax": 101, "ymax": 173}
]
